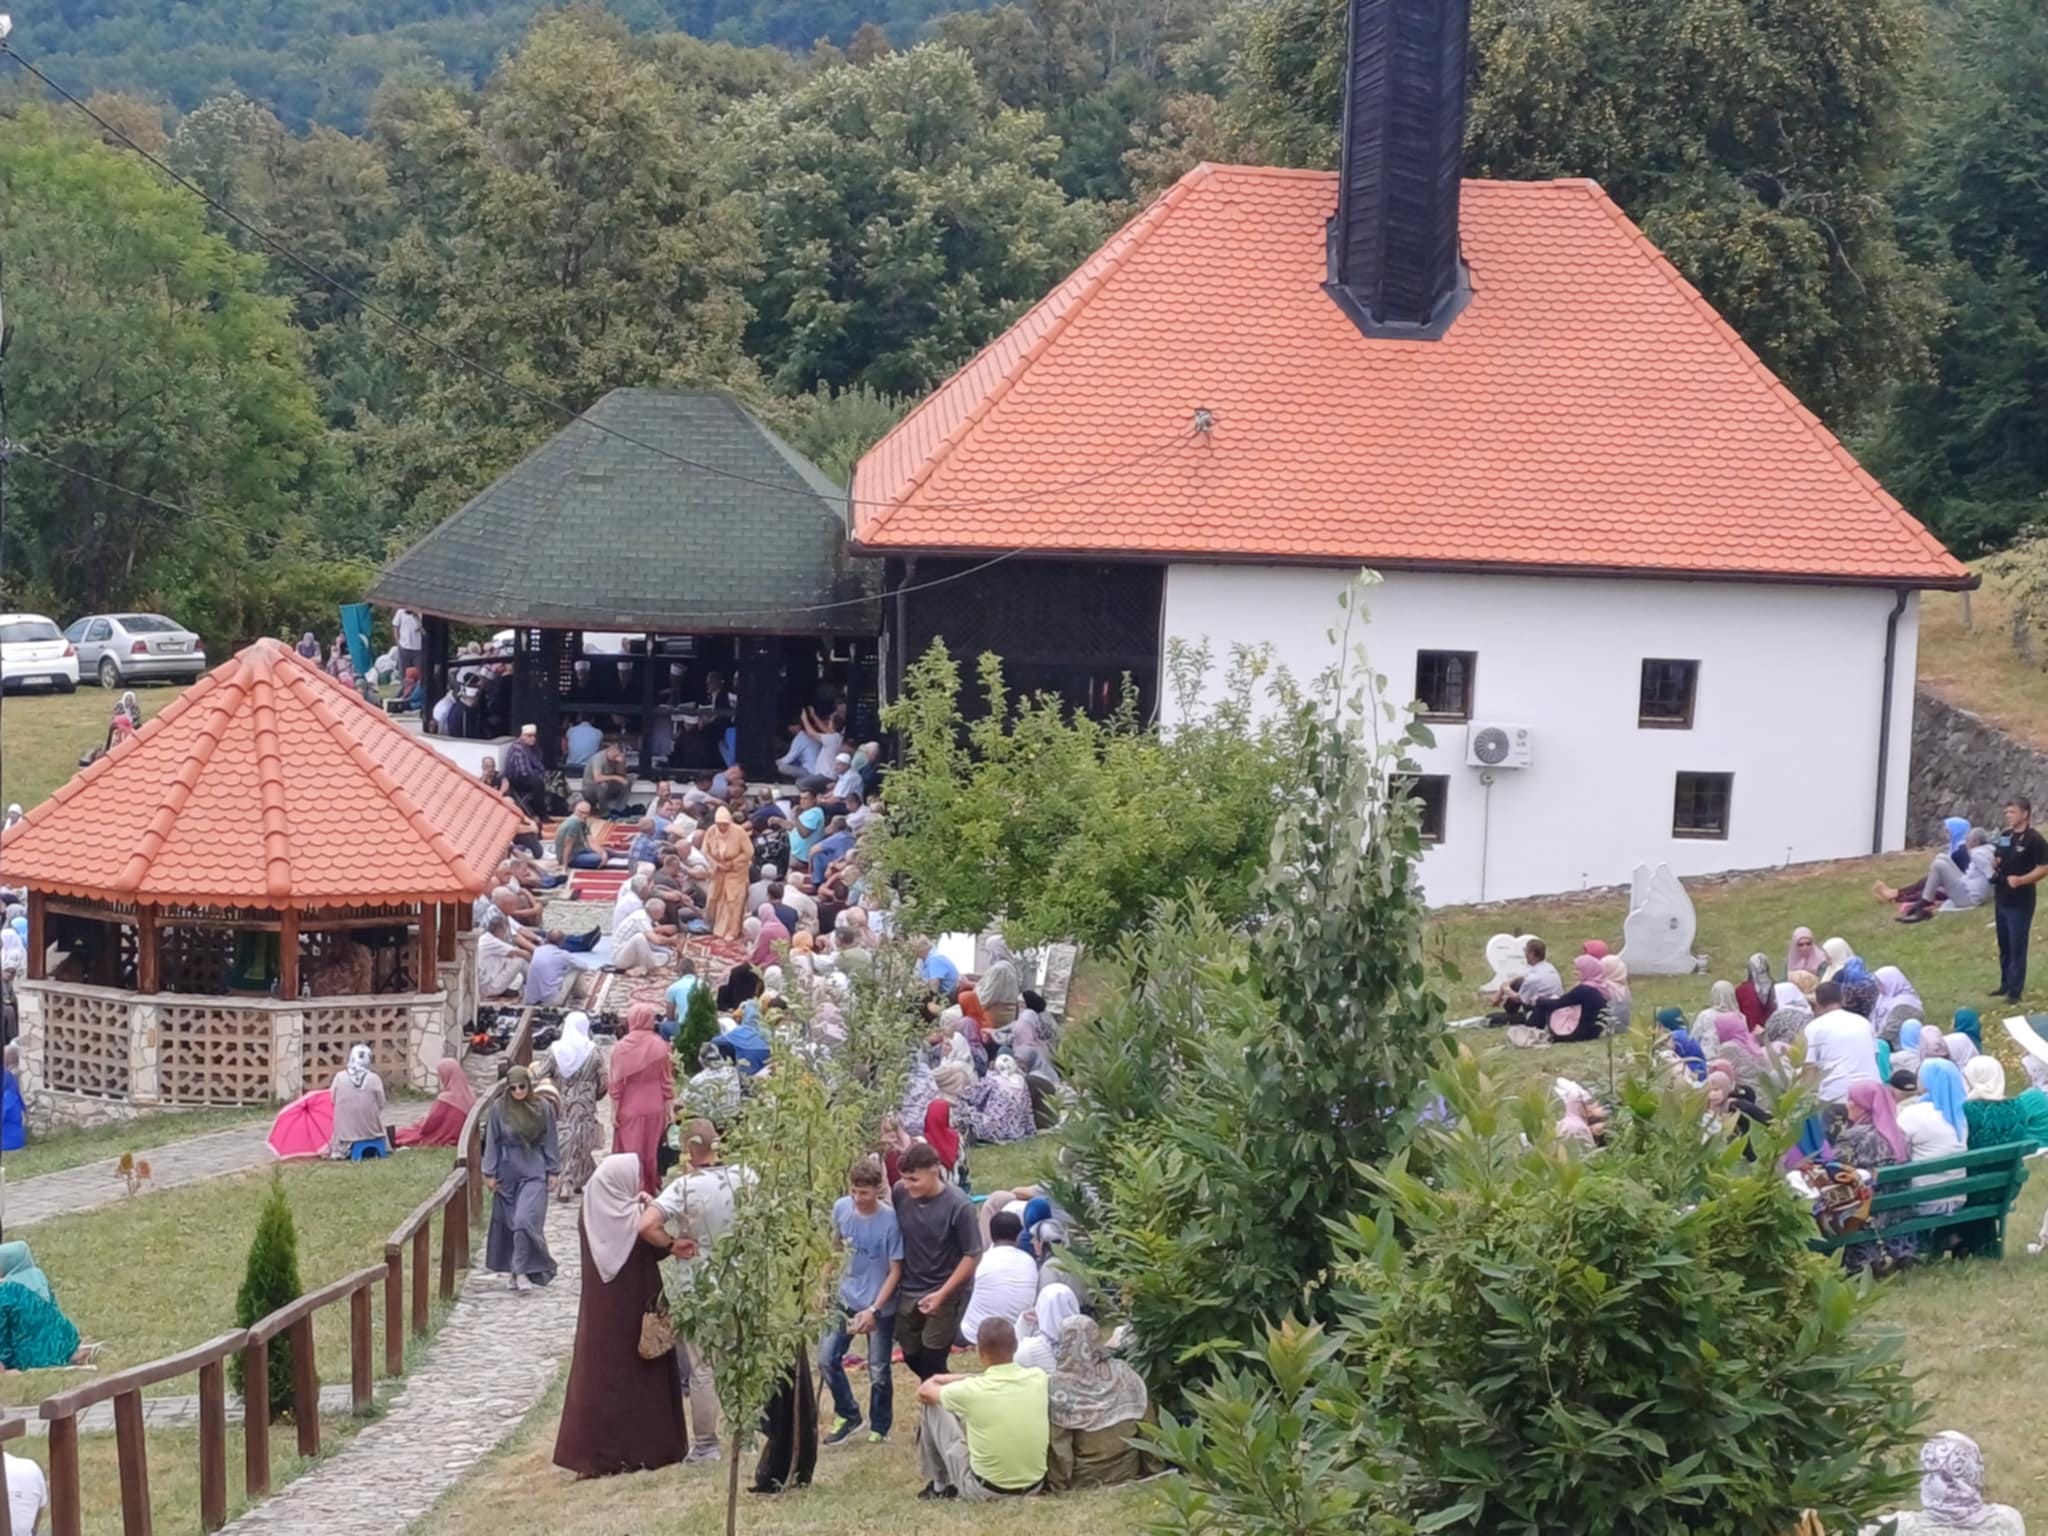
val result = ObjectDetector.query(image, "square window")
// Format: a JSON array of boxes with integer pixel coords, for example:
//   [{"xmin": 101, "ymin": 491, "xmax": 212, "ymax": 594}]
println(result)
[
  {"xmin": 1414, "ymin": 651, "xmax": 1477, "ymax": 722},
  {"xmin": 1639, "ymin": 659, "xmax": 1699, "ymax": 729},
  {"xmin": 1402, "ymin": 773, "xmax": 1449, "ymax": 844},
  {"xmin": 1673, "ymin": 772, "xmax": 1732, "ymax": 840}
]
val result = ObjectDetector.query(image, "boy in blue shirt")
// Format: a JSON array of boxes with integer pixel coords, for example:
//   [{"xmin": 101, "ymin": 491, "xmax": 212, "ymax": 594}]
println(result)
[{"xmin": 821, "ymin": 1157, "xmax": 904, "ymax": 1445}]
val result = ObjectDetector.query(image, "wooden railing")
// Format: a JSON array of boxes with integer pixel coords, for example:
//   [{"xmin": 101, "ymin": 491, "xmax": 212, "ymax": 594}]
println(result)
[
  {"xmin": 0, "ymin": 1415, "xmax": 27, "ymax": 1536},
  {"xmin": 38, "ymin": 1027, "xmax": 532, "ymax": 1536}
]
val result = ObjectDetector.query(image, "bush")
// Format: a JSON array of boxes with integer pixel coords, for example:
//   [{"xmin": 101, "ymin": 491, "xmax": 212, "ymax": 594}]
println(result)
[
  {"xmin": 229, "ymin": 1173, "xmax": 304, "ymax": 1421},
  {"xmin": 872, "ymin": 637, "xmax": 1300, "ymax": 950},
  {"xmin": 1149, "ymin": 1051, "xmax": 1927, "ymax": 1536},
  {"xmin": 676, "ymin": 981, "xmax": 721, "ymax": 1072},
  {"xmin": 1053, "ymin": 581, "xmax": 1446, "ymax": 1399}
]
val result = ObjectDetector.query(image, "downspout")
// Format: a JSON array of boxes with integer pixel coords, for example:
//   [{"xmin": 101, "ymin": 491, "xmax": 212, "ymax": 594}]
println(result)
[{"xmin": 1872, "ymin": 587, "xmax": 1909, "ymax": 855}]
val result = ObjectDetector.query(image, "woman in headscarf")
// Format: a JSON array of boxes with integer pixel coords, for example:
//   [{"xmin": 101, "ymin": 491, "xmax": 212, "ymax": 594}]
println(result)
[
  {"xmin": 393, "ymin": 1058, "xmax": 476, "ymax": 1149},
  {"xmin": 1870, "ymin": 966, "xmax": 1926, "ymax": 1044},
  {"xmin": 1943, "ymin": 1032, "xmax": 1979, "ymax": 1069},
  {"xmin": 1735, "ymin": 954, "xmax": 1774, "ymax": 1034},
  {"xmin": 552, "ymin": 1154, "xmax": 687, "ymax": 1478},
  {"xmin": 1597, "ymin": 955, "xmax": 1632, "ymax": 1033},
  {"xmin": 1014, "ymin": 1283, "xmax": 1081, "ymax": 1372},
  {"xmin": 484, "ymin": 1065, "xmax": 559, "ymax": 1289},
  {"xmin": 1836, "ymin": 958, "xmax": 1880, "ymax": 1021},
  {"xmin": 977, "ymin": 937, "xmax": 1023, "ymax": 1031},
  {"xmin": 1785, "ymin": 927, "xmax": 1827, "ymax": 980},
  {"xmin": 1951, "ymin": 1008, "xmax": 1984, "ymax": 1051},
  {"xmin": 1694, "ymin": 980, "xmax": 1739, "ymax": 1038},
  {"xmin": 0, "ymin": 1241, "xmax": 85, "ymax": 1370},
  {"xmin": 1893, "ymin": 1063, "xmax": 1970, "ymax": 1217},
  {"xmin": 701, "ymin": 807, "xmax": 753, "ymax": 941},
  {"xmin": 1962, "ymin": 1055, "xmax": 2048, "ymax": 1150},
  {"xmin": 1819, "ymin": 936, "xmax": 1855, "ymax": 982},
  {"xmin": 876, "ymin": 1112, "xmax": 918, "ymax": 1187},
  {"xmin": 1581, "ymin": 939, "xmax": 1610, "ymax": 960},
  {"xmin": 1528, "ymin": 955, "xmax": 1607, "ymax": 1042},
  {"xmin": 542, "ymin": 1011, "xmax": 607, "ymax": 1200},
  {"xmin": 105, "ymin": 690, "xmax": 141, "ymax": 752},
  {"xmin": 1833, "ymin": 1081, "xmax": 1927, "ymax": 1273},
  {"xmin": 1871, "ymin": 1430, "xmax": 2026, "ymax": 1534},
  {"xmin": 971, "ymin": 1056, "xmax": 1036, "ymax": 1144},
  {"xmin": 750, "ymin": 904, "xmax": 790, "ymax": 967},
  {"xmin": 1914, "ymin": 1058, "xmax": 1972, "ymax": 1142},
  {"xmin": 1761, "ymin": 982, "xmax": 1814, "ymax": 1049},
  {"xmin": 1, "ymin": 1044, "xmax": 24, "ymax": 1153},
  {"xmin": 1709, "ymin": 1014, "xmax": 1766, "ymax": 1088},
  {"xmin": 608, "ymin": 1002, "xmax": 672, "ymax": 1195},
  {"xmin": 1917, "ymin": 1023, "xmax": 1951, "ymax": 1062},
  {"xmin": 295, "ymin": 631, "xmax": 321, "ymax": 659},
  {"xmin": 1046, "ymin": 1316, "xmax": 1155, "ymax": 1492},
  {"xmin": 1665, "ymin": 1024, "xmax": 1709, "ymax": 1083},
  {"xmin": 328, "ymin": 1044, "xmax": 387, "ymax": 1158},
  {"xmin": 924, "ymin": 1098, "xmax": 968, "ymax": 1191},
  {"xmin": 326, "ymin": 634, "xmax": 355, "ymax": 684}
]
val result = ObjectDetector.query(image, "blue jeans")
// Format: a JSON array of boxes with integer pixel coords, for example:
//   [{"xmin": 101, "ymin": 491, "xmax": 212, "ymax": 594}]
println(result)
[
  {"xmin": 820, "ymin": 1308, "xmax": 895, "ymax": 1436},
  {"xmin": 568, "ymin": 850, "xmax": 604, "ymax": 869},
  {"xmin": 1997, "ymin": 897, "xmax": 2035, "ymax": 999}
]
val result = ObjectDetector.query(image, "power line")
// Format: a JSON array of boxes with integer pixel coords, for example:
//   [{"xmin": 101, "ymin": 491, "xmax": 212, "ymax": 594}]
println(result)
[{"xmin": 0, "ymin": 40, "xmax": 1209, "ymax": 518}]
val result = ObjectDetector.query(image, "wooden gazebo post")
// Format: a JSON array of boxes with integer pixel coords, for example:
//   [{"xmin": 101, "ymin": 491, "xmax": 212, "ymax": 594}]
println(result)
[
  {"xmin": 23, "ymin": 890, "xmax": 44, "ymax": 981},
  {"xmin": 416, "ymin": 904, "xmax": 438, "ymax": 992},
  {"xmin": 136, "ymin": 904, "xmax": 159, "ymax": 995},
  {"xmin": 278, "ymin": 910, "xmax": 301, "ymax": 1000}
]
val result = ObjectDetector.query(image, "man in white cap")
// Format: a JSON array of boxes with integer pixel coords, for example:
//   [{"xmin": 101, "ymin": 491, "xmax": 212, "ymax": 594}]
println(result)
[
  {"xmin": 830, "ymin": 750, "xmax": 864, "ymax": 808},
  {"xmin": 503, "ymin": 724, "xmax": 548, "ymax": 818}
]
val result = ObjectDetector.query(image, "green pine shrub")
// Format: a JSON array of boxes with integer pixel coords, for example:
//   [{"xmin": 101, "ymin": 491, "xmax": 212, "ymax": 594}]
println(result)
[
  {"xmin": 229, "ymin": 1172, "xmax": 304, "ymax": 1421},
  {"xmin": 677, "ymin": 980, "xmax": 721, "ymax": 1072},
  {"xmin": 1148, "ymin": 1051, "xmax": 1926, "ymax": 1536}
]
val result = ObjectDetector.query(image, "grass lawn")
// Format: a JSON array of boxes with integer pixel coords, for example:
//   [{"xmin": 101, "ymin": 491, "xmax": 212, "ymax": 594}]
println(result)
[
  {"xmin": 1919, "ymin": 568, "xmax": 2048, "ymax": 750},
  {"xmin": 1, "ymin": 1105, "xmax": 278, "ymax": 1184},
  {"xmin": 8, "ymin": 1409, "xmax": 383, "ymax": 1536},
  {"xmin": 0, "ymin": 682, "xmax": 183, "ymax": 812},
  {"xmin": 6, "ymin": 1152, "xmax": 460, "ymax": 1409}
]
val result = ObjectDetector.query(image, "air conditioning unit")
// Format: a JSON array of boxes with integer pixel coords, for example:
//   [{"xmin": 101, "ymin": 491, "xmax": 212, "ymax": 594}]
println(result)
[{"xmin": 1465, "ymin": 722, "xmax": 1534, "ymax": 770}]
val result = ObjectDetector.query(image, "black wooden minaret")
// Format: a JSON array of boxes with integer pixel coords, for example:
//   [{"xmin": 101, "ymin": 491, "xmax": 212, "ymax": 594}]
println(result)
[{"xmin": 1324, "ymin": 0, "xmax": 1472, "ymax": 339}]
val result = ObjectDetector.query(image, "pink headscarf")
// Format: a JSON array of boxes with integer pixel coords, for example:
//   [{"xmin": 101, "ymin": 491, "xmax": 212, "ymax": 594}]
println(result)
[
  {"xmin": 1846, "ymin": 1080, "xmax": 1907, "ymax": 1163},
  {"xmin": 1572, "ymin": 955, "xmax": 1604, "ymax": 988},
  {"xmin": 1582, "ymin": 940, "xmax": 1610, "ymax": 959},
  {"xmin": 1713, "ymin": 1013, "xmax": 1763, "ymax": 1058},
  {"xmin": 750, "ymin": 903, "xmax": 790, "ymax": 965}
]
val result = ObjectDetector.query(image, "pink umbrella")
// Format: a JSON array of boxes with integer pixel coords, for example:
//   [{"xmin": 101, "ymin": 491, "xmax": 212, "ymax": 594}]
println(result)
[{"xmin": 267, "ymin": 1090, "xmax": 333, "ymax": 1161}]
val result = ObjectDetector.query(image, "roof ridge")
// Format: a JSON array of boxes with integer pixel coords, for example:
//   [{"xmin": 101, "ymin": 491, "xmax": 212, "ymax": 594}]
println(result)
[
  {"xmin": 856, "ymin": 164, "xmax": 1216, "ymax": 543},
  {"xmin": 1572, "ymin": 181, "xmax": 1967, "ymax": 581},
  {"xmin": 111, "ymin": 672, "xmax": 240, "ymax": 896},
  {"xmin": 248, "ymin": 647, "xmax": 297, "ymax": 902}
]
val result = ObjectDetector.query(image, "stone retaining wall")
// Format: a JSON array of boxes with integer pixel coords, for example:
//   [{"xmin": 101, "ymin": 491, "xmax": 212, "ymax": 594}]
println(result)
[{"xmin": 1908, "ymin": 688, "xmax": 2048, "ymax": 832}]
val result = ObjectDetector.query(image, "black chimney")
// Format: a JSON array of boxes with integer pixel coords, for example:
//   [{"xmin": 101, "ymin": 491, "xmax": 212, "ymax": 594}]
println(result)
[{"xmin": 1325, "ymin": 0, "xmax": 1471, "ymax": 340}]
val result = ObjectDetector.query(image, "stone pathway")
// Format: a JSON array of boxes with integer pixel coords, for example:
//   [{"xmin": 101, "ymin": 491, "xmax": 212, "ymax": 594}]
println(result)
[
  {"xmin": 216, "ymin": 1190, "xmax": 583, "ymax": 1534},
  {"xmin": 5, "ymin": 1385, "xmax": 359, "ymax": 1437},
  {"xmin": 0, "ymin": 1101, "xmax": 431, "ymax": 1230}
]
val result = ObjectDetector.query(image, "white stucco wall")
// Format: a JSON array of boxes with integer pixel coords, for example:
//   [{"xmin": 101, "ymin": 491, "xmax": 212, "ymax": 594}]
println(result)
[{"xmin": 1163, "ymin": 566, "xmax": 1921, "ymax": 907}]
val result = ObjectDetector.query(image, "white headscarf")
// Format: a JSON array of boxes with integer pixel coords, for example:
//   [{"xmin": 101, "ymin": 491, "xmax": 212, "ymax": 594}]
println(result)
[
  {"xmin": 583, "ymin": 1153, "xmax": 650, "ymax": 1284},
  {"xmin": 553, "ymin": 1011, "xmax": 595, "ymax": 1078},
  {"xmin": 1022, "ymin": 1281, "xmax": 1081, "ymax": 1342},
  {"xmin": 346, "ymin": 1043, "xmax": 373, "ymax": 1089},
  {"xmin": 1963, "ymin": 1055, "xmax": 2007, "ymax": 1102},
  {"xmin": 1944, "ymin": 1033, "xmax": 1980, "ymax": 1069},
  {"xmin": 1918, "ymin": 1431, "xmax": 1989, "ymax": 1526}
]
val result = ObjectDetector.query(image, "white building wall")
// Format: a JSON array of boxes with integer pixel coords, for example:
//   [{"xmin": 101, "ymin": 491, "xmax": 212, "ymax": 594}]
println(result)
[{"xmin": 1162, "ymin": 566, "xmax": 1921, "ymax": 907}]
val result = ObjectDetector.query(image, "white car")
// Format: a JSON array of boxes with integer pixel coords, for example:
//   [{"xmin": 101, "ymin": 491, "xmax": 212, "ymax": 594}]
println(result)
[{"xmin": 0, "ymin": 613, "xmax": 79, "ymax": 693}]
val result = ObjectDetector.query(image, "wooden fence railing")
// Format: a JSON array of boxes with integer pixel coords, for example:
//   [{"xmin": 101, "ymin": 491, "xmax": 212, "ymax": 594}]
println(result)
[
  {"xmin": 0, "ymin": 1415, "xmax": 26, "ymax": 1536},
  {"xmin": 40, "ymin": 1019, "xmax": 534, "ymax": 1536}
]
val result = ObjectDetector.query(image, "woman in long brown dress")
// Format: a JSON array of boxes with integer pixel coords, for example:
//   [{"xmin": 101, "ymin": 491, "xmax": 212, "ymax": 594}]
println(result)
[
  {"xmin": 553, "ymin": 1153, "xmax": 687, "ymax": 1478},
  {"xmin": 540, "ymin": 1011, "xmax": 606, "ymax": 1202},
  {"xmin": 702, "ymin": 807, "xmax": 753, "ymax": 941}
]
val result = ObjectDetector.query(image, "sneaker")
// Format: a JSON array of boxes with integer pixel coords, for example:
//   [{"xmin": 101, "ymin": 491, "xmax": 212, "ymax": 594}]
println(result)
[
  {"xmin": 823, "ymin": 1415, "xmax": 863, "ymax": 1446},
  {"xmin": 865, "ymin": 1431, "xmax": 887, "ymax": 1445},
  {"xmin": 686, "ymin": 1445, "xmax": 722, "ymax": 1465},
  {"xmin": 917, "ymin": 1484, "xmax": 956, "ymax": 1501}
]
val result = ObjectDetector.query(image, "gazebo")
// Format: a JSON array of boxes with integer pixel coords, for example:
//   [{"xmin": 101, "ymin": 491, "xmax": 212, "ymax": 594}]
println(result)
[
  {"xmin": 0, "ymin": 639, "xmax": 523, "ymax": 1129},
  {"xmin": 367, "ymin": 388, "xmax": 884, "ymax": 778}
]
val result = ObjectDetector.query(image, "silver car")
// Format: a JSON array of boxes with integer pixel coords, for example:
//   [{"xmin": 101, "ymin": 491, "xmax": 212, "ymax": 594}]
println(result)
[{"xmin": 65, "ymin": 612, "xmax": 207, "ymax": 689}]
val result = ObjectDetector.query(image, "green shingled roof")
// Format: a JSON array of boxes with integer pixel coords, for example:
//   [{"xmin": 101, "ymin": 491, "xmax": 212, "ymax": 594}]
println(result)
[{"xmin": 369, "ymin": 390, "xmax": 881, "ymax": 636}]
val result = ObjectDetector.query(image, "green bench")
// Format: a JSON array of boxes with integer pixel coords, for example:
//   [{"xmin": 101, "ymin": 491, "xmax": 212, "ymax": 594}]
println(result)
[{"xmin": 1810, "ymin": 1140, "xmax": 2032, "ymax": 1261}]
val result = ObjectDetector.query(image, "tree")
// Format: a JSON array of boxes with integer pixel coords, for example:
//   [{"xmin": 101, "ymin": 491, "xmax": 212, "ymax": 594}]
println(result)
[
  {"xmin": 230, "ymin": 1174, "xmax": 305, "ymax": 1421},
  {"xmin": 676, "ymin": 982, "xmax": 722, "ymax": 1074},
  {"xmin": 1149, "ymin": 1050, "xmax": 1926, "ymax": 1534},
  {"xmin": 872, "ymin": 637, "xmax": 1298, "ymax": 950},
  {"xmin": 0, "ymin": 105, "xmax": 359, "ymax": 647},
  {"xmin": 721, "ymin": 44, "xmax": 1105, "ymax": 395},
  {"xmin": 1220, "ymin": 0, "xmax": 1936, "ymax": 427},
  {"xmin": 1051, "ymin": 580, "xmax": 1446, "ymax": 1399},
  {"xmin": 1864, "ymin": 0, "xmax": 2048, "ymax": 556},
  {"xmin": 767, "ymin": 383, "xmax": 908, "ymax": 487}
]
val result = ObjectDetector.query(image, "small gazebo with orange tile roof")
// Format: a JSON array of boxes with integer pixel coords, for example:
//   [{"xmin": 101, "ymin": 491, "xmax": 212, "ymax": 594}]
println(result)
[{"xmin": 0, "ymin": 639, "xmax": 524, "ymax": 1120}]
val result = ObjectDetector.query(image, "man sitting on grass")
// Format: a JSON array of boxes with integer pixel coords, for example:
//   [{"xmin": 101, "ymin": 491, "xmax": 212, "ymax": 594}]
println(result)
[{"xmin": 914, "ymin": 1317, "xmax": 1049, "ymax": 1501}]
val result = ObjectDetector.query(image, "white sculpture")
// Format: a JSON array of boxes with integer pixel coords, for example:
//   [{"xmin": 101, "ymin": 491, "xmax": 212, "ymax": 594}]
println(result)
[
  {"xmin": 1618, "ymin": 862, "xmax": 1701, "ymax": 976},
  {"xmin": 1478, "ymin": 933, "xmax": 1539, "ymax": 997}
]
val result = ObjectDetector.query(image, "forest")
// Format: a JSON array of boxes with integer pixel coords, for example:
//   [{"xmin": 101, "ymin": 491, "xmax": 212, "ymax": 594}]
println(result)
[{"xmin": 0, "ymin": 0, "xmax": 2043, "ymax": 651}]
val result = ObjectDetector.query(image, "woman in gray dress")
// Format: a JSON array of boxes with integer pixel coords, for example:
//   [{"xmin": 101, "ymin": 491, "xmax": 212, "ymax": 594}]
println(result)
[
  {"xmin": 541, "ymin": 1012, "xmax": 606, "ymax": 1202},
  {"xmin": 484, "ymin": 1065, "xmax": 559, "ymax": 1289}
]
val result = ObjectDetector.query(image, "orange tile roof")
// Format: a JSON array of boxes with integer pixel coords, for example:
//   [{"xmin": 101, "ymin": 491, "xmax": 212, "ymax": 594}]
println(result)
[
  {"xmin": 0, "ymin": 640, "xmax": 523, "ymax": 909},
  {"xmin": 851, "ymin": 165, "xmax": 1969, "ymax": 588}
]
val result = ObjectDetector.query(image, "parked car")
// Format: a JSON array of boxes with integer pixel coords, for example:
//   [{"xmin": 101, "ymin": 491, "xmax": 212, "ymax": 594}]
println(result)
[
  {"xmin": 63, "ymin": 613, "xmax": 206, "ymax": 689},
  {"xmin": 0, "ymin": 613, "xmax": 79, "ymax": 693}
]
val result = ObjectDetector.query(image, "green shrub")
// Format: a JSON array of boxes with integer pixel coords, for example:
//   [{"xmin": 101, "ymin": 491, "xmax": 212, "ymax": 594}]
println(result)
[
  {"xmin": 229, "ymin": 1172, "xmax": 304, "ymax": 1421},
  {"xmin": 676, "ymin": 980, "xmax": 721, "ymax": 1072},
  {"xmin": 1149, "ymin": 1052, "xmax": 1926, "ymax": 1536}
]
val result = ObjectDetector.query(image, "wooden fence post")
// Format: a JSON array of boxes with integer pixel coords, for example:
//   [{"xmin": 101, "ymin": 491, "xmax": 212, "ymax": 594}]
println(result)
[
  {"xmin": 241, "ymin": 1341, "xmax": 270, "ymax": 1499},
  {"xmin": 349, "ymin": 1286, "xmax": 374, "ymax": 1415},
  {"xmin": 412, "ymin": 1225, "xmax": 430, "ymax": 1337},
  {"xmin": 439, "ymin": 1195, "xmax": 459, "ymax": 1300},
  {"xmin": 47, "ymin": 1416, "xmax": 81, "ymax": 1536},
  {"xmin": 289, "ymin": 1318, "xmax": 320, "ymax": 1459},
  {"xmin": 384, "ymin": 1252, "xmax": 404, "ymax": 1377},
  {"xmin": 198, "ymin": 1359, "xmax": 228, "ymax": 1532},
  {"xmin": 113, "ymin": 1390, "xmax": 152, "ymax": 1536}
]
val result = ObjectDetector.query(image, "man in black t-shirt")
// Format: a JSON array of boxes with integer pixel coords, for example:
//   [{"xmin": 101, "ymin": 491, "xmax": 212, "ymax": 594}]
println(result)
[{"xmin": 1991, "ymin": 796, "xmax": 2048, "ymax": 1003}]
